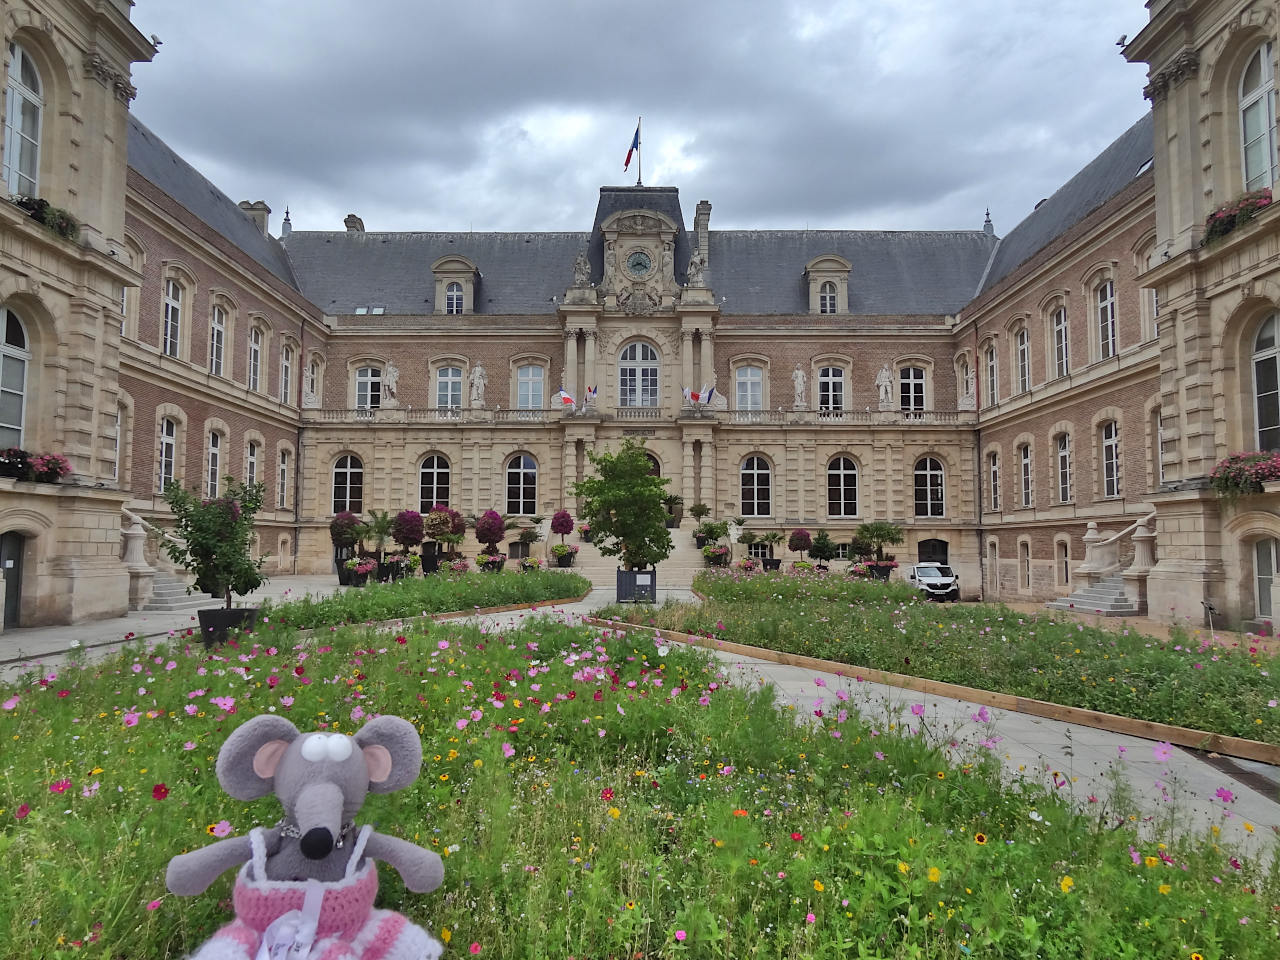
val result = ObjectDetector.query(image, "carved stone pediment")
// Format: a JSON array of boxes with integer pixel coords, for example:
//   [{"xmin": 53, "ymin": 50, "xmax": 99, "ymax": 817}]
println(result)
[
  {"xmin": 619, "ymin": 286, "xmax": 660, "ymax": 316},
  {"xmin": 617, "ymin": 213, "xmax": 664, "ymax": 234}
]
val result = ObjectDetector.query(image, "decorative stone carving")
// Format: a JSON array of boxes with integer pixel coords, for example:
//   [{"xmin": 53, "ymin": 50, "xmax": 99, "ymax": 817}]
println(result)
[
  {"xmin": 619, "ymin": 286, "xmax": 659, "ymax": 316},
  {"xmin": 792, "ymin": 364, "xmax": 807, "ymax": 409},
  {"xmin": 618, "ymin": 214, "xmax": 662, "ymax": 234},
  {"xmin": 1143, "ymin": 48, "xmax": 1199, "ymax": 102},
  {"xmin": 469, "ymin": 364, "xmax": 487, "ymax": 405},
  {"xmin": 687, "ymin": 248, "xmax": 707, "ymax": 287},
  {"xmin": 84, "ymin": 51, "xmax": 137, "ymax": 102},
  {"xmin": 382, "ymin": 362, "xmax": 400, "ymax": 408},
  {"xmin": 302, "ymin": 388, "xmax": 320, "ymax": 409},
  {"xmin": 572, "ymin": 252, "xmax": 591, "ymax": 288},
  {"xmin": 875, "ymin": 363, "xmax": 895, "ymax": 410}
]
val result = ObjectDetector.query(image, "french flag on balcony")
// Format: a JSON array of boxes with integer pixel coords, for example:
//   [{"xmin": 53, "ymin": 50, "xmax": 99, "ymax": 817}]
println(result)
[
  {"xmin": 556, "ymin": 389, "xmax": 576, "ymax": 411},
  {"xmin": 683, "ymin": 384, "xmax": 713, "ymax": 405},
  {"xmin": 585, "ymin": 385, "xmax": 597, "ymax": 402}
]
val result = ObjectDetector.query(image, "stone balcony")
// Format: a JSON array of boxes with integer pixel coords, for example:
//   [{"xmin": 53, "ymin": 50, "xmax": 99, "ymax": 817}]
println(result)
[{"xmin": 300, "ymin": 405, "xmax": 978, "ymax": 427}]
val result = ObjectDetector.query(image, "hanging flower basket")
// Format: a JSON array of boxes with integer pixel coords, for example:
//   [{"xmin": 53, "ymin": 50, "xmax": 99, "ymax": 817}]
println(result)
[
  {"xmin": 1209, "ymin": 451, "xmax": 1280, "ymax": 501},
  {"xmin": 1202, "ymin": 188, "xmax": 1273, "ymax": 245}
]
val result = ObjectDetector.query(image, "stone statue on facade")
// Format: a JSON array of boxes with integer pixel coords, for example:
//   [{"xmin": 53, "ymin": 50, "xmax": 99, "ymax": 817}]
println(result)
[
  {"xmin": 382, "ymin": 362, "xmax": 400, "ymax": 408},
  {"xmin": 959, "ymin": 360, "xmax": 976, "ymax": 411},
  {"xmin": 875, "ymin": 362, "xmax": 895, "ymax": 410},
  {"xmin": 707, "ymin": 374, "xmax": 728, "ymax": 410},
  {"xmin": 792, "ymin": 364, "xmax": 807, "ymax": 409},
  {"xmin": 572, "ymin": 252, "xmax": 591, "ymax": 288},
  {"xmin": 469, "ymin": 364, "xmax": 487, "ymax": 406},
  {"xmin": 687, "ymin": 248, "xmax": 707, "ymax": 287}
]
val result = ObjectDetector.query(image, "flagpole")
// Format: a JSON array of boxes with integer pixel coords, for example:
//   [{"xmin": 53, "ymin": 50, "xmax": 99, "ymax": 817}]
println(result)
[{"xmin": 636, "ymin": 116, "xmax": 642, "ymax": 187}]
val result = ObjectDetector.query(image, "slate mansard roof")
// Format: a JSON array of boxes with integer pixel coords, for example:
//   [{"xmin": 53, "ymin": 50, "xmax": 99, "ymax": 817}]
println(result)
[{"xmin": 126, "ymin": 112, "xmax": 1154, "ymax": 320}]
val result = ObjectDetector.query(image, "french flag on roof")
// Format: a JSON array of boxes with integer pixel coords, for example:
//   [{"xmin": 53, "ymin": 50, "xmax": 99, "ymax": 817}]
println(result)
[{"xmin": 623, "ymin": 122, "xmax": 640, "ymax": 171}]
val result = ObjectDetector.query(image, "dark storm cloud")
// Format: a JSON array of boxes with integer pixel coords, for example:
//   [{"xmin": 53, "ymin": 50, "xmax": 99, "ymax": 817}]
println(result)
[{"xmin": 130, "ymin": 1, "xmax": 1149, "ymax": 238}]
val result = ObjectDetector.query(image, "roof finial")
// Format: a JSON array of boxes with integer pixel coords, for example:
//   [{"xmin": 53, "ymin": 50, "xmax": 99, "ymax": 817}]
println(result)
[
  {"xmin": 281, "ymin": 206, "xmax": 292, "ymax": 238},
  {"xmin": 983, "ymin": 208, "xmax": 994, "ymax": 237}
]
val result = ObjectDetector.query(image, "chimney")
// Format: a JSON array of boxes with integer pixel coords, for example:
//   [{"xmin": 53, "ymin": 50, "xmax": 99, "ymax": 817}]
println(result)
[
  {"xmin": 694, "ymin": 200, "xmax": 711, "ymax": 255},
  {"xmin": 344, "ymin": 214, "xmax": 365, "ymax": 234},
  {"xmin": 281, "ymin": 207, "xmax": 292, "ymax": 238},
  {"xmin": 237, "ymin": 200, "xmax": 271, "ymax": 236}
]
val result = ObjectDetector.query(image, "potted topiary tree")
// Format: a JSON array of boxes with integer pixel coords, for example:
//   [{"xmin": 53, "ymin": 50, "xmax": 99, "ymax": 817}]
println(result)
[
  {"xmin": 550, "ymin": 508, "xmax": 577, "ymax": 567},
  {"xmin": 808, "ymin": 530, "xmax": 837, "ymax": 572},
  {"xmin": 856, "ymin": 520, "xmax": 905, "ymax": 580},
  {"xmin": 511, "ymin": 516, "xmax": 541, "ymax": 560},
  {"xmin": 423, "ymin": 505, "xmax": 465, "ymax": 571},
  {"xmin": 161, "ymin": 478, "xmax": 267, "ymax": 646},
  {"xmin": 357, "ymin": 510, "xmax": 395, "ymax": 580},
  {"xmin": 788, "ymin": 528, "xmax": 812, "ymax": 562},
  {"xmin": 474, "ymin": 509, "xmax": 508, "ymax": 571},
  {"xmin": 329, "ymin": 510, "xmax": 362, "ymax": 584},
  {"xmin": 571, "ymin": 439, "xmax": 672, "ymax": 602},
  {"xmin": 662, "ymin": 493, "xmax": 684, "ymax": 528},
  {"xmin": 759, "ymin": 531, "xmax": 784, "ymax": 571},
  {"xmin": 389, "ymin": 509, "xmax": 424, "ymax": 580}
]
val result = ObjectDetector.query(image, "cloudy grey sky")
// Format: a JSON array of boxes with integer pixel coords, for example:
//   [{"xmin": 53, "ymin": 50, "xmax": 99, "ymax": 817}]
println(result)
[{"xmin": 130, "ymin": 0, "xmax": 1150, "ymax": 238}]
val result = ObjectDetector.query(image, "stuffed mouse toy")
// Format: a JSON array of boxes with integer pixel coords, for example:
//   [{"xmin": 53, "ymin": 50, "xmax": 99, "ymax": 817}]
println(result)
[{"xmin": 167, "ymin": 714, "xmax": 444, "ymax": 960}]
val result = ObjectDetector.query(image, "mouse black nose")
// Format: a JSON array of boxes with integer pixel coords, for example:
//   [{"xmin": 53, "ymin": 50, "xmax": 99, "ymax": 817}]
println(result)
[{"xmin": 300, "ymin": 827, "xmax": 333, "ymax": 859}]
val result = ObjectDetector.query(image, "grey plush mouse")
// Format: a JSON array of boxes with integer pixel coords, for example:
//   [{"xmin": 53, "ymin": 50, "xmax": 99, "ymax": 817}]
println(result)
[{"xmin": 167, "ymin": 714, "xmax": 444, "ymax": 960}]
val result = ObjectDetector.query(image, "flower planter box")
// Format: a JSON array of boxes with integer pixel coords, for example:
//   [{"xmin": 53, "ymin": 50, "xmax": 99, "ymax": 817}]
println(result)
[
  {"xmin": 762, "ymin": 558, "xmax": 781, "ymax": 571},
  {"xmin": 196, "ymin": 607, "xmax": 257, "ymax": 648},
  {"xmin": 616, "ymin": 567, "xmax": 656, "ymax": 603},
  {"xmin": 478, "ymin": 556, "xmax": 507, "ymax": 573},
  {"xmin": 351, "ymin": 571, "xmax": 369, "ymax": 587},
  {"xmin": 868, "ymin": 564, "xmax": 892, "ymax": 580}
]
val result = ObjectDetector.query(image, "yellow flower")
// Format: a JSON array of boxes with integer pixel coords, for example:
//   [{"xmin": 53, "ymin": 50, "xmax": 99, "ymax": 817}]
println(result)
[
  {"xmin": 1158, "ymin": 884, "xmax": 1171, "ymax": 895},
  {"xmin": 974, "ymin": 832, "xmax": 988, "ymax": 845},
  {"xmin": 813, "ymin": 880, "xmax": 824, "ymax": 892},
  {"xmin": 927, "ymin": 867, "xmax": 941, "ymax": 883},
  {"xmin": 608, "ymin": 807, "xmax": 621, "ymax": 819},
  {"xmin": 935, "ymin": 771, "xmax": 945, "ymax": 780},
  {"xmin": 473, "ymin": 759, "xmax": 483, "ymax": 768},
  {"xmin": 1059, "ymin": 875, "xmax": 1074, "ymax": 894},
  {"xmin": 1244, "ymin": 822, "xmax": 1254, "ymax": 833},
  {"xmin": 1191, "ymin": 953, "xmax": 1204, "ymax": 960},
  {"xmin": 898, "ymin": 861, "xmax": 910, "ymax": 875},
  {"xmin": 1144, "ymin": 856, "xmax": 1160, "ymax": 868},
  {"xmin": 441, "ymin": 928, "xmax": 451, "ymax": 944},
  {"xmin": 626, "ymin": 901, "xmax": 635, "ymax": 910}
]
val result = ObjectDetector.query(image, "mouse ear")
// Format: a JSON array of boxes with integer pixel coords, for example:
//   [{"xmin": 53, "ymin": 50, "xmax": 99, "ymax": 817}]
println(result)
[
  {"xmin": 216, "ymin": 715, "xmax": 300, "ymax": 800},
  {"xmin": 354, "ymin": 716, "xmax": 422, "ymax": 793}
]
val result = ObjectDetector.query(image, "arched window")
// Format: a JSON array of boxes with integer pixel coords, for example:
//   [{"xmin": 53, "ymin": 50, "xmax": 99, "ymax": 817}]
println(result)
[
  {"xmin": 1014, "ymin": 328, "xmax": 1030, "ymax": 393},
  {"xmin": 248, "ymin": 327, "xmax": 263, "ymax": 391},
  {"xmin": 1096, "ymin": 280, "xmax": 1117, "ymax": 360},
  {"xmin": 619, "ymin": 343, "xmax": 659, "ymax": 407},
  {"xmin": 914, "ymin": 457, "xmax": 945, "ymax": 517},
  {"xmin": 280, "ymin": 345, "xmax": 293, "ymax": 404},
  {"xmin": 158, "ymin": 417, "xmax": 177, "ymax": 492},
  {"xmin": 988, "ymin": 452, "xmax": 1000, "ymax": 511},
  {"xmin": 356, "ymin": 366, "xmax": 381, "ymax": 409},
  {"xmin": 445, "ymin": 282, "xmax": 464, "ymax": 315},
  {"xmin": 827, "ymin": 456, "xmax": 858, "ymax": 517},
  {"xmin": 984, "ymin": 344, "xmax": 998, "ymax": 405},
  {"xmin": 437, "ymin": 366, "xmax": 462, "ymax": 409},
  {"xmin": 819, "ymin": 281, "xmax": 837, "ymax": 314},
  {"xmin": 899, "ymin": 365, "xmax": 925, "ymax": 411},
  {"xmin": 0, "ymin": 307, "xmax": 30, "ymax": 447},
  {"xmin": 1019, "ymin": 443, "xmax": 1033, "ymax": 508},
  {"xmin": 1240, "ymin": 41, "xmax": 1278, "ymax": 191},
  {"xmin": 1055, "ymin": 432, "xmax": 1072, "ymax": 503},
  {"xmin": 1052, "ymin": 307, "xmax": 1069, "ymax": 378},
  {"xmin": 307, "ymin": 358, "xmax": 320, "ymax": 397},
  {"xmin": 818, "ymin": 366, "xmax": 844, "ymax": 412},
  {"xmin": 206, "ymin": 431, "xmax": 222, "ymax": 499},
  {"xmin": 1100, "ymin": 420, "xmax": 1121, "ymax": 497},
  {"xmin": 741, "ymin": 456, "xmax": 771, "ymax": 517},
  {"xmin": 1253, "ymin": 314, "xmax": 1280, "ymax": 450},
  {"xmin": 419, "ymin": 455, "xmax": 450, "ymax": 511},
  {"xmin": 332, "ymin": 455, "xmax": 363, "ymax": 514},
  {"xmin": 163, "ymin": 279, "xmax": 182, "ymax": 359},
  {"xmin": 506, "ymin": 454, "xmax": 537, "ymax": 515},
  {"xmin": 209, "ymin": 306, "xmax": 226, "ymax": 377},
  {"xmin": 3, "ymin": 42, "xmax": 42, "ymax": 195},
  {"xmin": 736, "ymin": 364, "xmax": 763, "ymax": 410},
  {"xmin": 1256, "ymin": 538, "xmax": 1278, "ymax": 618}
]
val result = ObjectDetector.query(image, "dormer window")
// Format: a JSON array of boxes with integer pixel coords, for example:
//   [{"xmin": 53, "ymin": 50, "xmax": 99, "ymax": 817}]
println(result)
[
  {"xmin": 445, "ymin": 283, "xmax": 464, "ymax": 315},
  {"xmin": 805, "ymin": 255, "xmax": 852, "ymax": 315},
  {"xmin": 433, "ymin": 256, "xmax": 478, "ymax": 315},
  {"xmin": 819, "ymin": 282, "xmax": 837, "ymax": 314}
]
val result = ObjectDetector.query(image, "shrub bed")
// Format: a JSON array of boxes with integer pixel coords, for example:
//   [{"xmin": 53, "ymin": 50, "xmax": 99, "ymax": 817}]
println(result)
[
  {"xmin": 0, "ymin": 619, "xmax": 1273, "ymax": 957},
  {"xmin": 261, "ymin": 569, "xmax": 590, "ymax": 629},
  {"xmin": 596, "ymin": 570, "xmax": 1280, "ymax": 744}
]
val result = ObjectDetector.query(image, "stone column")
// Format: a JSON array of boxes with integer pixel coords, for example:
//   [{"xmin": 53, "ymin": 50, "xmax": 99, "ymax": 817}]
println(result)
[
  {"xmin": 584, "ymin": 331, "xmax": 598, "ymax": 402},
  {"xmin": 564, "ymin": 332, "xmax": 578, "ymax": 398},
  {"xmin": 681, "ymin": 439, "xmax": 695, "ymax": 515},
  {"xmin": 123, "ymin": 518, "xmax": 156, "ymax": 610},
  {"xmin": 563, "ymin": 440, "xmax": 577, "ymax": 508},
  {"xmin": 681, "ymin": 331, "xmax": 694, "ymax": 398},
  {"xmin": 700, "ymin": 332, "xmax": 715, "ymax": 390}
]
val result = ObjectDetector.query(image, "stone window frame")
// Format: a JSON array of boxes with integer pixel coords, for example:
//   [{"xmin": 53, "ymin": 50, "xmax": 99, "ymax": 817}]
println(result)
[
  {"xmin": 911, "ymin": 453, "xmax": 947, "ymax": 518},
  {"xmin": 3, "ymin": 29, "xmax": 75, "ymax": 204},
  {"xmin": 510, "ymin": 353, "xmax": 550, "ymax": 410},
  {"xmin": 278, "ymin": 337, "xmax": 298, "ymax": 406},
  {"xmin": 203, "ymin": 417, "xmax": 229, "ymax": 499},
  {"xmin": 305, "ymin": 352, "xmax": 325, "ymax": 406},
  {"xmin": 983, "ymin": 442, "xmax": 1003, "ymax": 514},
  {"xmin": 895, "ymin": 355, "xmax": 933, "ymax": 412},
  {"xmin": 811, "ymin": 353, "xmax": 851, "ymax": 413},
  {"xmin": 347, "ymin": 356, "xmax": 386, "ymax": 410},
  {"xmin": 243, "ymin": 429, "xmax": 265, "ymax": 488},
  {"xmin": 1049, "ymin": 419, "xmax": 1074, "ymax": 504},
  {"xmin": 418, "ymin": 452, "xmax": 452, "ymax": 511},
  {"xmin": 740, "ymin": 453, "xmax": 773, "ymax": 518},
  {"xmin": 981, "ymin": 336, "xmax": 999, "ymax": 406},
  {"xmin": 825, "ymin": 453, "xmax": 860, "ymax": 519},
  {"xmin": 276, "ymin": 440, "xmax": 295, "ymax": 510},
  {"xmin": 1010, "ymin": 318, "xmax": 1032, "ymax": 396},
  {"xmin": 805, "ymin": 255, "xmax": 851, "ymax": 315},
  {"xmin": 429, "ymin": 355, "xmax": 468, "ymax": 411},
  {"xmin": 246, "ymin": 314, "xmax": 272, "ymax": 394},
  {"xmin": 112, "ymin": 391, "xmax": 134, "ymax": 489},
  {"xmin": 1039, "ymin": 289, "xmax": 1070, "ymax": 381},
  {"xmin": 206, "ymin": 292, "xmax": 235, "ymax": 379},
  {"xmin": 1239, "ymin": 39, "xmax": 1278, "ymax": 192},
  {"xmin": 1080, "ymin": 262, "xmax": 1119, "ymax": 364},
  {"xmin": 331, "ymin": 452, "xmax": 364, "ymax": 515},
  {"xmin": 3, "ymin": 39, "xmax": 44, "ymax": 196},
  {"xmin": 1144, "ymin": 397, "xmax": 1167, "ymax": 492},
  {"xmin": 154, "ymin": 403, "xmax": 187, "ymax": 493},
  {"xmin": 0, "ymin": 304, "xmax": 32, "ymax": 448},
  {"xmin": 432, "ymin": 255, "xmax": 478, "ymax": 315},
  {"xmin": 1054, "ymin": 534, "xmax": 1073, "ymax": 590},
  {"xmin": 1017, "ymin": 535, "xmax": 1033, "ymax": 593},
  {"xmin": 119, "ymin": 234, "xmax": 146, "ymax": 341},
  {"xmin": 1013, "ymin": 431, "xmax": 1035, "ymax": 510},
  {"xmin": 729, "ymin": 354, "xmax": 769, "ymax": 411},
  {"xmin": 505, "ymin": 452, "xmax": 538, "ymax": 515},
  {"xmin": 986, "ymin": 537, "xmax": 999, "ymax": 595},
  {"xmin": 953, "ymin": 350, "xmax": 975, "ymax": 408},
  {"xmin": 617, "ymin": 340, "xmax": 660, "ymax": 409},
  {"xmin": 1091, "ymin": 405, "xmax": 1124, "ymax": 500},
  {"xmin": 1133, "ymin": 233, "xmax": 1161, "ymax": 342},
  {"xmin": 160, "ymin": 262, "xmax": 196, "ymax": 362},
  {"xmin": 1249, "ymin": 312, "xmax": 1280, "ymax": 452}
]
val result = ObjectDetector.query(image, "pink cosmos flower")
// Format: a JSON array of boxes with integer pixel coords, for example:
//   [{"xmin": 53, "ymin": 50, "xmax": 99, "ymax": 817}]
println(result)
[
  {"xmin": 1, "ymin": 695, "xmax": 18, "ymax": 710},
  {"xmin": 184, "ymin": 704, "xmax": 198, "ymax": 715},
  {"xmin": 123, "ymin": 711, "xmax": 140, "ymax": 728},
  {"xmin": 152, "ymin": 783, "xmax": 169, "ymax": 800},
  {"xmin": 184, "ymin": 741, "xmax": 197, "ymax": 751},
  {"xmin": 1152, "ymin": 741, "xmax": 1173, "ymax": 762},
  {"xmin": 14, "ymin": 803, "xmax": 30, "ymax": 819},
  {"xmin": 81, "ymin": 781, "xmax": 99, "ymax": 798},
  {"xmin": 211, "ymin": 820, "xmax": 233, "ymax": 837},
  {"xmin": 806, "ymin": 912, "xmax": 816, "ymax": 923},
  {"xmin": 211, "ymin": 696, "xmax": 235, "ymax": 712},
  {"xmin": 280, "ymin": 696, "xmax": 294, "ymax": 707},
  {"xmin": 146, "ymin": 900, "xmax": 162, "ymax": 911},
  {"xmin": 675, "ymin": 931, "xmax": 687, "ymax": 942},
  {"xmin": 910, "ymin": 703, "xmax": 925, "ymax": 716},
  {"xmin": 50, "ymin": 779, "xmax": 71, "ymax": 794},
  {"xmin": 1216, "ymin": 787, "xmax": 1234, "ymax": 804}
]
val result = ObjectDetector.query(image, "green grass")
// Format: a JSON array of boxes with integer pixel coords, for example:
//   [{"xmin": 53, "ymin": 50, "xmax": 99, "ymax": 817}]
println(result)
[
  {"xmin": 0, "ymin": 613, "xmax": 1275, "ymax": 958},
  {"xmin": 594, "ymin": 569, "xmax": 1280, "ymax": 744},
  {"xmin": 260, "ymin": 568, "xmax": 590, "ymax": 629}
]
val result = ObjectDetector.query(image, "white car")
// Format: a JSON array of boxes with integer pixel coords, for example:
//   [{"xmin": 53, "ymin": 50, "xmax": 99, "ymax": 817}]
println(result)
[{"xmin": 908, "ymin": 563, "xmax": 960, "ymax": 601}]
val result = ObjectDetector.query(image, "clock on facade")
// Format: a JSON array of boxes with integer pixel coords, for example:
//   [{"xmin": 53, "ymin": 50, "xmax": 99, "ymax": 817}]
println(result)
[{"xmin": 625, "ymin": 250, "xmax": 652, "ymax": 278}]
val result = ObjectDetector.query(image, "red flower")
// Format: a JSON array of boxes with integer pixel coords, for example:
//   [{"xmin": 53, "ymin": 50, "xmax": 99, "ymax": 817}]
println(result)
[
  {"xmin": 152, "ymin": 783, "xmax": 169, "ymax": 801},
  {"xmin": 600, "ymin": 788, "xmax": 614, "ymax": 802},
  {"xmin": 14, "ymin": 803, "xmax": 30, "ymax": 819},
  {"xmin": 395, "ymin": 635, "xmax": 407, "ymax": 645},
  {"xmin": 56, "ymin": 689, "xmax": 69, "ymax": 698},
  {"xmin": 49, "ymin": 779, "xmax": 71, "ymax": 794},
  {"xmin": 790, "ymin": 831, "xmax": 804, "ymax": 841}
]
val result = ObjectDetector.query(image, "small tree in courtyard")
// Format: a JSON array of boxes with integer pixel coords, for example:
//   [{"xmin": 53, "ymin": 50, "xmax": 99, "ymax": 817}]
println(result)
[
  {"xmin": 162, "ymin": 478, "xmax": 267, "ymax": 609},
  {"xmin": 551, "ymin": 508, "xmax": 574, "ymax": 544},
  {"xmin": 474, "ymin": 509, "xmax": 507, "ymax": 556},
  {"xmin": 571, "ymin": 439, "xmax": 672, "ymax": 570},
  {"xmin": 788, "ymin": 528, "xmax": 812, "ymax": 559},
  {"xmin": 808, "ymin": 530, "xmax": 837, "ymax": 566},
  {"xmin": 391, "ymin": 510, "xmax": 424, "ymax": 552},
  {"xmin": 856, "ymin": 521, "xmax": 905, "ymax": 562}
]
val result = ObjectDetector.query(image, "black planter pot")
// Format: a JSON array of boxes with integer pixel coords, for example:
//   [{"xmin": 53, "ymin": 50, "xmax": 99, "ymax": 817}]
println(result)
[
  {"xmin": 762, "ymin": 558, "xmax": 782, "ymax": 571},
  {"xmin": 334, "ymin": 546, "xmax": 354, "ymax": 584},
  {"xmin": 695, "ymin": 535, "xmax": 709, "ymax": 549},
  {"xmin": 336, "ymin": 565, "xmax": 353, "ymax": 586},
  {"xmin": 665, "ymin": 517, "xmax": 679, "ymax": 529},
  {"xmin": 421, "ymin": 544, "xmax": 440, "ymax": 575},
  {"xmin": 555, "ymin": 553, "xmax": 576, "ymax": 568},
  {"xmin": 351, "ymin": 571, "xmax": 369, "ymax": 587},
  {"xmin": 616, "ymin": 567, "xmax": 657, "ymax": 603},
  {"xmin": 580, "ymin": 530, "xmax": 593, "ymax": 543},
  {"xmin": 196, "ymin": 607, "xmax": 257, "ymax": 648},
  {"xmin": 869, "ymin": 564, "xmax": 892, "ymax": 580}
]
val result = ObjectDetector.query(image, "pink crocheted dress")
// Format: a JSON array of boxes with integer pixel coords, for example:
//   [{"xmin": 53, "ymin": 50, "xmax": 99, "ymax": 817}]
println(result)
[{"xmin": 190, "ymin": 826, "xmax": 442, "ymax": 960}]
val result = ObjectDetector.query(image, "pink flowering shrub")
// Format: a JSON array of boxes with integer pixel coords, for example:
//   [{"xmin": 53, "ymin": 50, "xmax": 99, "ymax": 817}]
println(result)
[
  {"xmin": 1209, "ymin": 450, "xmax": 1280, "ymax": 501},
  {"xmin": 1202, "ymin": 187, "xmax": 1273, "ymax": 244}
]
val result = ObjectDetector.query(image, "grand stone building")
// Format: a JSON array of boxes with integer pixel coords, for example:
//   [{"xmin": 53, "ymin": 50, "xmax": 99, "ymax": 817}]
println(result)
[{"xmin": 1, "ymin": 0, "xmax": 1277, "ymax": 632}]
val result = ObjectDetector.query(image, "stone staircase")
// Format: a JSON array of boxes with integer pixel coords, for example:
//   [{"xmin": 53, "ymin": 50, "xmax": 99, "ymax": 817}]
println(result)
[
  {"xmin": 1045, "ymin": 574, "xmax": 1142, "ymax": 617},
  {"xmin": 549, "ymin": 526, "xmax": 712, "ymax": 596},
  {"xmin": 141, "ymin": 574, "xmax": 223, "ymax": 612}
]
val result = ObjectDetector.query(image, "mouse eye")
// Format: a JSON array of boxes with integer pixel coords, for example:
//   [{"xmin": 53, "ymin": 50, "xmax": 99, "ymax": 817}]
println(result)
[
  {"xmin": 300, "ymin": 735, "xmax": 329, "ymax": 762},
  {"xmin": 326, "ymin": 735, "xmax": 353, "ymax": 762}
]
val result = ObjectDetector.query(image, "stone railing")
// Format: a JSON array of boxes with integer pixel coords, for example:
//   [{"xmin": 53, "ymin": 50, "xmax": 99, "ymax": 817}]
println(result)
[
  {"xmin": 301, "ymin": 405, "xmax": 978, "ymax": 427},
  {"xmin": 1076, "ymin": 511, "xmax": 1158, "ymax": 609},
  {"xmin": 120, "ymin": 506, "xmax": 188, "ymax": 610}
]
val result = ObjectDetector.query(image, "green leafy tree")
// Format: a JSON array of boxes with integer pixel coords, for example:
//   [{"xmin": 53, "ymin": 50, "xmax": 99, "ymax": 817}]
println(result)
[
  {"xmin": 357, "ymin": 509, "xmax": 395, "ymax": 563},
  {"xmin": 161, "ymin": 478, "xmax": 267, "ymax": 609},
  {"xmin": 855, "ymin": 521, "xmax": 905, "ymax": 561},
  {"xmin": 808, "ymin": 530, "xmax": 838, "ymax": 564},
  {"xmin": 571, "ymin": 439, "xmax": 672, "ymax": 570}
]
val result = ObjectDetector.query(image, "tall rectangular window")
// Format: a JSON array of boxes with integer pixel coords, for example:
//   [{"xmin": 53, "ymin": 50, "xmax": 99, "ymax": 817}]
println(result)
[
  {"xmin": 1102, "ymin": 421, "xmax": 1121, "ymax": 497},
  {"xmin": 163, "ymin": 280, "xmax": 181, "ymax": 358},
  {"xmin": 108, "ymin": 408, "xmax": 120, "ymax": 481},
  {"xmin": 899, "ymin": 366, "xmax": 925, "ymax": 411},
  {"xmin": 984, "ymin": 346, "xmax": 998, "ymax": 405},
  {"xmin": 1097, "ymin": 280, "xmax": 1117, "ymax": 360},
  {"xmin": 1015, "ymin": 329, "xmax": 1030, "ymax": 394},
  {"xmin": 278, "ymin": 449, "xmax": 290, "ymax": 508},
  {"xmin": 246, "ymin": 440, "xmax": 258, "ymax": 487},
  {"xmin": 209, "ymin": 306, "xmax": 225, "ymax": 377},
  {"xmin": 280, "ymin": 346, "xmax": 293, "ymax": 404},
  {"xmin": 1056, "ymin": 433, "xmax": 1072, "ymax": 503},
  {"xmin": 736, "ymin": 365, "xmax": 763, "ymax": 410},
  {"xmin": 517, "ymin": 364, "xmax": 544, "ymax": 409},
  {"xmin": 988, "ymin": 452, "xmax": 1000, "ymax": 511},
  {"xmin": 1019, "ymin": 444, "xmax": 1032, "ymax": 508},
  {"xmin": 1052, "ymin": 307, "xmax": 1069, "ymax": 379},
  {"xmin": 356, "ymin": 366, "xmax": 381, "ymax": 409},
  {"xmin": 818, "ymin": 366, "xmax": 844, "ymax": 411},
  {"xmin": 206, "ymin": 432, "xmax": 221, "ymax": 499},
  {"xmin": 438, "ymin": 366, "xmax": 462, "ymax": 409},
  {"xmin": 248, "ymin": 328, "xmax": 262, "ymax": 392}
]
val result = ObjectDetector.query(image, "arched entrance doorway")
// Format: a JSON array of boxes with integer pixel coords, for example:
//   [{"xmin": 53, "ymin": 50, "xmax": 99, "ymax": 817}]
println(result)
[
  {"xmin": 917, "ymin": 538, "xmax": 948, "ymax": 565},
  {"xmin": 1, "ymin": 531, "xmax": 24, "ymax": 627},
  {"xmin": 645, "ymin": 453, "xmax": 661, "ymax": 477}
]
